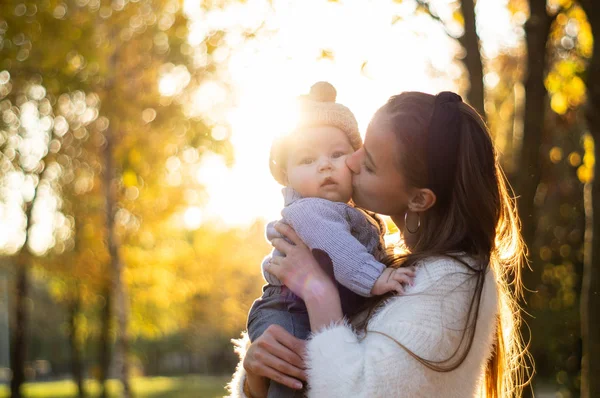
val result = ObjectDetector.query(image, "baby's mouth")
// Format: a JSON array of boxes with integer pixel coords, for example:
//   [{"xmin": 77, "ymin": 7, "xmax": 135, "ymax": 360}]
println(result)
[{"xmin": 321, "ymin": 177, "xmax": 337, "ymax": 187}]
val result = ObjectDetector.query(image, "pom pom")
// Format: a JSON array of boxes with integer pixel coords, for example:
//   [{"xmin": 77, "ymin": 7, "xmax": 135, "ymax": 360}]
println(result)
[{"xmin": 309, "ymin": 81, "xmax": 337, "ymax": 103}]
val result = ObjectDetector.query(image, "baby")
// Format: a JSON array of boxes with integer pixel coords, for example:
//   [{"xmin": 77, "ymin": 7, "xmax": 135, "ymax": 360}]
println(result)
[{"xmin": 246, "ymin": 82, "xmax": 413, "ymax": 397}]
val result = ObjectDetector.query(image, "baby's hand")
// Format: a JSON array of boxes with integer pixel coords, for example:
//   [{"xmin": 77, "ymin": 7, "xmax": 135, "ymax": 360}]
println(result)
[{"xmin": 371, "ymin": 266, "xmax": 416, "ymax": 296}]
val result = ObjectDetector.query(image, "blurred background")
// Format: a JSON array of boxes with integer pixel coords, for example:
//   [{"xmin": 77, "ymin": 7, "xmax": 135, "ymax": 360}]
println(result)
[{"xmin": 0, "ymin": 0, "xmax": 598, "ymax": 397}]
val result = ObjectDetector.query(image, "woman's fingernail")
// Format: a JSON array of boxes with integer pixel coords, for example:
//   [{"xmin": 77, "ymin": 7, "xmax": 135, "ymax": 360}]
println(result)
[{"xmin": 294, "ymin": 381, "xmax": 303, "ymax": 389}]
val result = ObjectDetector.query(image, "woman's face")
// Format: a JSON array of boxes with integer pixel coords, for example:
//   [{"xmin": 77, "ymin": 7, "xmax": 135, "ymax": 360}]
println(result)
[{"xmin": 346, "ymin": 117, "xmax": 412, "ymax": 218}]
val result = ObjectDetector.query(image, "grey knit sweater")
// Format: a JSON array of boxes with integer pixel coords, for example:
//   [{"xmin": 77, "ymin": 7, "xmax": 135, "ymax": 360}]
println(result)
[{"xmin": 262, "ymin": 187, "xmax": 386, "ymax": 297}]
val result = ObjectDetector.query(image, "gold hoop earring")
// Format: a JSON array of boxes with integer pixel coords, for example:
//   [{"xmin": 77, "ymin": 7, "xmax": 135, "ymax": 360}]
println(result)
[{"xmin": 405, "ymin": 211, "xmax": 421, "ymax": 234}]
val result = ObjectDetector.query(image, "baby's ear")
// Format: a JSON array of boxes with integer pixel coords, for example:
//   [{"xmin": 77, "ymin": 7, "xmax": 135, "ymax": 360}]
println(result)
[
  {"xmin": 408, "ymin": 188, "xmax": 436, "ymax": 213},
  {"xmin": 281, "ymin": 169, "xmax": 289, "ymax": 185}
]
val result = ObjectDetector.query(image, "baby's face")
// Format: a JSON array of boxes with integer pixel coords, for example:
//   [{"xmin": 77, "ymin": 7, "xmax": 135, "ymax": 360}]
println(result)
[{"xmin": 285, "ymin": 126, "xmax": 354, "ymax": 202}]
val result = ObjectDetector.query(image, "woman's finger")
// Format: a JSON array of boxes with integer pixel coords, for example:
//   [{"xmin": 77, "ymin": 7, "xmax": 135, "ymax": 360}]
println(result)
[
  {"xmin": 252, "ymin": 346, "xmax": 305, "ymax": 383},
  {"xmin": 246, "ymin": 353, "xmax": 304, "ymax": 390},
  {"xmin": 271, "ymin": 237, "xmax": 295, "ymax": 256},
  {"xmin": 258, "ymin": 327, "xmax": 305, "ymax": 371},
  {"xmin": 270, "ymin": 325, "xmax": 307, "ymax": 366},
  {"xmin": 245, "ymin": 325, "xmax": 307, "ymax": 387},
  {"xmin": 274, "ymin": 223, "xmax": 308, "ymax": 249}
]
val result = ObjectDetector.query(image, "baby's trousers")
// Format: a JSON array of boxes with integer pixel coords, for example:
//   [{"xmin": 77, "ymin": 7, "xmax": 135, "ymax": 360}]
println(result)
[{"xmin": 247, "ymin": 284, "xmax": 310, "ymax": 398}]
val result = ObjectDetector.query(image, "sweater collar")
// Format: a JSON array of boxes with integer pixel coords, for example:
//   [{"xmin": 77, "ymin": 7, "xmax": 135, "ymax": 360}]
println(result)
[{"xmin": 282, "ymin": 187, "xmax": 304, "ymax": 206}]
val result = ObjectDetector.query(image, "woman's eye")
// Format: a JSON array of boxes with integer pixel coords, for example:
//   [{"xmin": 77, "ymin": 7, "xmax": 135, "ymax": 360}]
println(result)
[
  {"xmin": 332, "ymin": 151, "xmax": 346, "ymax": 158},
  {"xmin": 364, "ymin": 162, "xmax": 374, "ymax": 173}
]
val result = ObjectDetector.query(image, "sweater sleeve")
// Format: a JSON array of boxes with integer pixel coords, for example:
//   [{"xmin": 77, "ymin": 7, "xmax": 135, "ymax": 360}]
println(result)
[
  {"xmin": 304, "ymin": 259, "xmax": 497, "ymax": 398},
  {"xmin": 282, "ymin": 199, "xmax": 385, "ymax": 297}
]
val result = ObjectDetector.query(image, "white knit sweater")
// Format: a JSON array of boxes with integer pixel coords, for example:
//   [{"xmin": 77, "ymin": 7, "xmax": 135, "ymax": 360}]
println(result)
[{"xmin": 227, "ymin": 256, "xmax": 499, "ymax": 398}]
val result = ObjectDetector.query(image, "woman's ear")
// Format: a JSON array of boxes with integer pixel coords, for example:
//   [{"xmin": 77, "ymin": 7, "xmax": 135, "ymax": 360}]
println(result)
[{"xmin": 408, "ymin": 188, "xmax": 436, "ymax": 212}]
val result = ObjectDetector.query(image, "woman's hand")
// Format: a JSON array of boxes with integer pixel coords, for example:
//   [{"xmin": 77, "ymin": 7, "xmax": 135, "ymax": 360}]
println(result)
[
  {"xmin": 265, "ymin": 222, "xmax": 336, "ymax": 301},
  {"xmin": 265, "ymin": 222, "xmax": 344, "ymax": 331},
  {"xmin": 243, "ymin": 324, "xmax": 306, "ymax": 395}
]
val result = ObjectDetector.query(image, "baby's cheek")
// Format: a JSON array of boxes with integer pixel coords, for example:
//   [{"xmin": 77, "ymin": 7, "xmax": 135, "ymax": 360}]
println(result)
[
  {"xmin": 299, "ymin": 171, "xmax": 318, "ymax": 185},
  {"xmin": 295, "ymin": 171, "xmax": 322, "ymax": 196},
  {"xmin": 338, "ymin": 169, "xmax": 354, "ymax": 193},
  {"xmin": 337, "ymin": 156, "xmax": 352, "ymax": 170}
]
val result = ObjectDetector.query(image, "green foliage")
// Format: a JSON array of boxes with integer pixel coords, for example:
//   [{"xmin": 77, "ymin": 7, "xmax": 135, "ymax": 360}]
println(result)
[{"xmin": 0, "ymin": 375, "xmax": 230, "ymax": 398}]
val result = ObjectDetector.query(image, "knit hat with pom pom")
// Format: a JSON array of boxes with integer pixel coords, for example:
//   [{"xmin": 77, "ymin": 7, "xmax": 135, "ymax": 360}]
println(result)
[{"xmin": 269, "ymin": 82, "xmax": 362, "ymax": 185}]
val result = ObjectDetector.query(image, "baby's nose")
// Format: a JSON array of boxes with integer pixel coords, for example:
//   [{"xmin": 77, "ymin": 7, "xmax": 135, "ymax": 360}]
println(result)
[{"xmin": 318, "ymin": 158, "xmax": 333, "ymax": 171}]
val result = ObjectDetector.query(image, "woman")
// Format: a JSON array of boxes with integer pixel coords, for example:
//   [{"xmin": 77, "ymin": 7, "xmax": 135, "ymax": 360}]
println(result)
[{"xmin": 228, "ymin": 91, "xmax": 529, "ymax": 398}]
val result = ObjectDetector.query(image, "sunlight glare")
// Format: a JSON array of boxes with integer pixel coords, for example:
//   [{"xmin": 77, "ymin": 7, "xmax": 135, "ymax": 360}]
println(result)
[
  {"xmin": 158, "ymin": 65, "xmax": 191, "ymax": 97},
  {"xmin": 184, "ymin": 206, "xmax": 204, "ymax": 230},
  {"xmin": 183, "ymin": 0, "xmax": 461, "ymax": 227},
  {"xmin": 184, "ymin": 0, "xmax": 518, "ymax": 226}
]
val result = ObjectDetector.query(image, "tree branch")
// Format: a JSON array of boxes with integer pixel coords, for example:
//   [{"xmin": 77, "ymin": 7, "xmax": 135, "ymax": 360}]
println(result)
[{"xmin": 414, "ymin": 0, "xmax": 455, "ymax": 38}]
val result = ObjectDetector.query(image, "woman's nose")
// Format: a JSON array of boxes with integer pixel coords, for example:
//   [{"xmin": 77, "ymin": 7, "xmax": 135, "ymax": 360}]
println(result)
[{"xmin": 346, "ymin": 150, "xmax": 360, "ymax": 174}]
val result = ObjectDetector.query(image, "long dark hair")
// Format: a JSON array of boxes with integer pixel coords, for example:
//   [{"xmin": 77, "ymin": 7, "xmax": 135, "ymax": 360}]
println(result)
[{"xmin": 356, "ymin": 92, "xmax": 531, "ymax": 397}]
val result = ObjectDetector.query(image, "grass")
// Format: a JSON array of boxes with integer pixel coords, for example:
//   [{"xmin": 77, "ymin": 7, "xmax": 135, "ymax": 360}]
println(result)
[{"xmin": 0, "ymin": 375, "xmax": 230, "ymax": 398}]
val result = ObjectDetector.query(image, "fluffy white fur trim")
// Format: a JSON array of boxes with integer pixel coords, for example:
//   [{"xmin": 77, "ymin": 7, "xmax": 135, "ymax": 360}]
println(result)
[{"xmin": 225, "ymin": 331, "xmax": 251, "ymax": 398}]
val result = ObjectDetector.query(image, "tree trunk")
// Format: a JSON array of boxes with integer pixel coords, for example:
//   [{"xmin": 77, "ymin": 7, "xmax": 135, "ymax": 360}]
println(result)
[
  {"xmin": 10, "ymin": 198, "xmax": 36, "ymax": 398},
  {"xmin": 68, "ymin": 286, "xmax": 86, "ymax": 398},
  {"xmin": 98, "ymin": 285, "xmax": 112, "ymax": 398},
  {"xmin": 103, "ymin": 126, "xmax": 132, "ymax": 398},
  {"xmin": 10, "ymin": 251, "xmax": 29, "ymax": 398},
  {"xmin": 580, "ymin": 2, "xmax": 600, "ymax": 396},
  {"xmin": 517, "ymin": 0, "xmax": 553, "ymax": 255},
  {"xmin": 517, "ymin": 3, "xmax": 554, "ymax": 397},
  {"xmin": 458, "ymin": 0, "xmax": 485, "ymax": 118}
]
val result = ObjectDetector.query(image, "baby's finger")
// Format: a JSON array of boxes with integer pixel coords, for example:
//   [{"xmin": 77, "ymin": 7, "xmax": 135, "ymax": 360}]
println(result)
[
  {"xmin": 394, "ymin": 283, "xmax": 405, "ymax": 295},
  {"xmin": 395, "ymin": 268, "xmax": 416, "ymax": 276},
  {"xmin": 264, "ymin": 257, "xmax": 282, "ymax": 278},
  {"xmin": 391, "ymin": 273, "xmax": 414, "ymax": 286}
]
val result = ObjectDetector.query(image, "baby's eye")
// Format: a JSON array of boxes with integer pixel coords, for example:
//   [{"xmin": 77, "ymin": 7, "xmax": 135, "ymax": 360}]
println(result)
[
  {"xmin": 332, "ymin": 151, "xmax": 346, "ymax": 158},
  {"xmin": 300, "ymin": 157, "xmax": 314, "ymax": 165},
  {"xmin": 363, "ymin": 162, "xmax": 374, "ymax": 173}
]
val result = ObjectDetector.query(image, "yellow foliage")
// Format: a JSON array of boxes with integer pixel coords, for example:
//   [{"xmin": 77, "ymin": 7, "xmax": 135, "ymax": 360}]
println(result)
[
  {"xmin": 114, "ymin": 220, "xmax": 269, "ymax": 339},
  {"xmin": 577, "ymin": 166, "xmax": 592, "ymax": 184},
  {"xmin": 452, "ymin": 10, "xmax": 464, "ymax": 26},
  {"xmin": 548, "ymin": 0, "xmax": 573, "ymax": 9},
  {"xmin": 549, "ymin": 147, "xmax": 563, "ymax": 163},
  {"xmin": 129, "ymin": 149, "xmax": 142, "ymax": 165},
  {"xmin": 566, "ymin": 76, "xmax": 586, "ymax": 104},
  {"xmin": 573, "ymin": 8, "xmax": 593, "ymax": 58},
  {"xmin": 583, "ymin": 133, "xmax": 594, "ymax": 152},
  {"xmin": 123, "ymin": 170, "xmax": 138, "ymax": 187},
  {"xmin": 579, "ymin": 134, "xmax": 595, "ymax": 183},
  {"xmin": 545, "ymin": 4, "xmax": 593, "ymax": 115},
  {"xmin": 550, "ymin": 92, "xmax": 568, "ymax": 115},
  {"xmin": 540, "ymin": 246, "xmax": 552, "ymax": 262},
  {"xmin": 568, "ymin": 152, "xmax": 581, "ymax": 167},
  {"xmin": 546, "ymin": 73, "xmax": 561, "ymax": 93}
]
